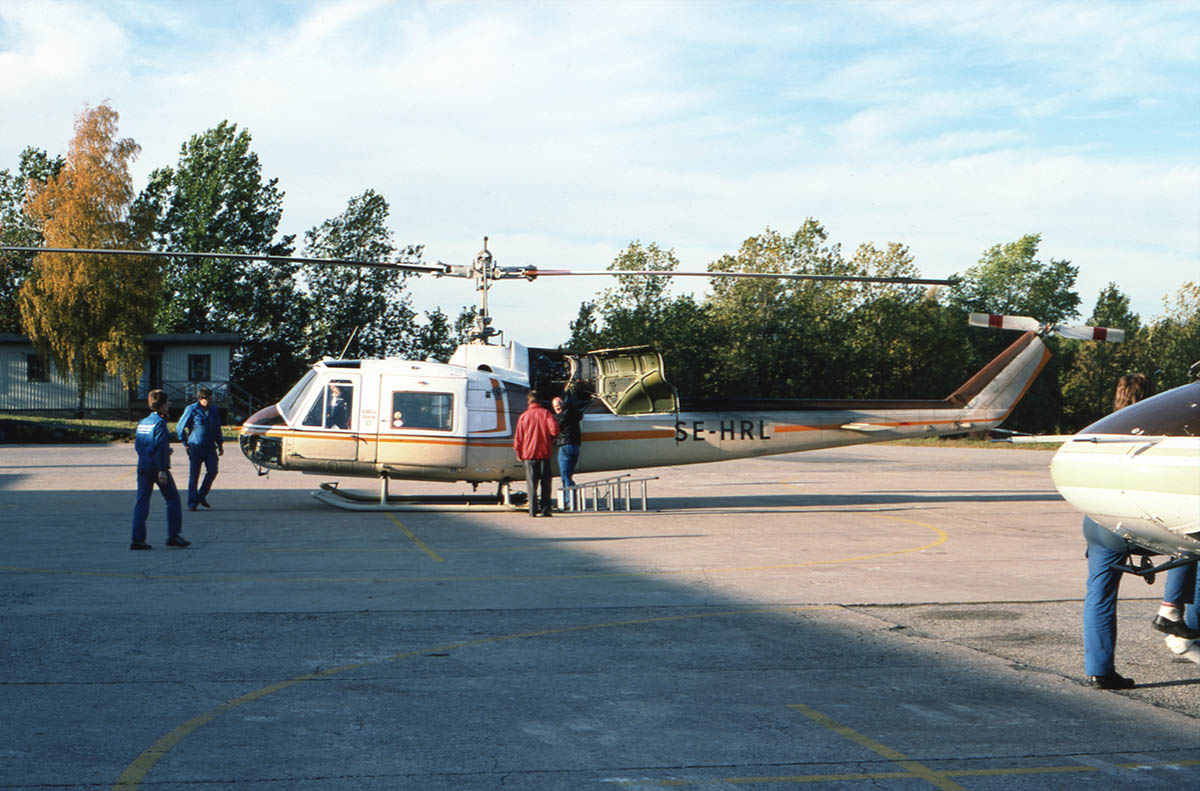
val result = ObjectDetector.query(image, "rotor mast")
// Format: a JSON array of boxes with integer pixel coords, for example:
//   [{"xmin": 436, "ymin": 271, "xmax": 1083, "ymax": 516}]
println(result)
[{"xmin": 470, "ymin": 237, "xmax": 502, "ymax": 344}]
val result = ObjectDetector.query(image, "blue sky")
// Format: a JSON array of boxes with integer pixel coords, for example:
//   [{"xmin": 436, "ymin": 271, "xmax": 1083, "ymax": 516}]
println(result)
[{"xmin": 2, "ymin": 0, "xmax": 1197, "ymax": 347}]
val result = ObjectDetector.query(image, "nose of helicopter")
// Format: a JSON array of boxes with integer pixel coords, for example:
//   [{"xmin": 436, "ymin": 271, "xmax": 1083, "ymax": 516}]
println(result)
[{"xmin": 239, "ymin": 404, "xmax": 286, "ymax": 470}]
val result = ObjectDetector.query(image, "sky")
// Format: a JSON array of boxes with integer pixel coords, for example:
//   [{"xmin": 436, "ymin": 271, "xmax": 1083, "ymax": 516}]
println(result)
[{"xmin": 1, "ymin": 0, "xmax": 1197, "ymax": 347}]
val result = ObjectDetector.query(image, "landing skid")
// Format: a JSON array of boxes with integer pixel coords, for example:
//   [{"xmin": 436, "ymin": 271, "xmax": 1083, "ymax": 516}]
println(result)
[{"xmin": 311, "ymin": 479, "xmax": 525, "ymax": 512}]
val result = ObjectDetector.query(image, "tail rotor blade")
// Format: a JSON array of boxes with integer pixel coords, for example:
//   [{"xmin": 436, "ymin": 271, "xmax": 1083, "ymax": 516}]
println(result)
[
  {"xmin": 1052, "ymin": 324, "xmax": 1125, "ymax": 343},
  {"xmin": 968, "ymin": 313, "xmax": 1041, "ymax": 332}
]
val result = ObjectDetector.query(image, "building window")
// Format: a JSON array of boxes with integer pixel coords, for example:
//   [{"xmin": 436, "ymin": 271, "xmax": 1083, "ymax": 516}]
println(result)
[
  {"xmin": 188, "ymin": 354, "xmax": 211, "ymax": 382},
  {"xmin": 26, "ymin": 353, "xmax": 48, "ymax": 382}
]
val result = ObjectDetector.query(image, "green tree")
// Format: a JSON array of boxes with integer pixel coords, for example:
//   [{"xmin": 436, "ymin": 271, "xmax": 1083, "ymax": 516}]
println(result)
[
  {"xmin": 300, "ymin": 189, "xmax": 420, "ymax": 361},
  {"xmin": 17, "ymin": 102, "xmax": 156, "ymax": 416},
  {"xmin": 1145, "ymin": 282, "xmax": 1200, "ymax": 390},
  {"xmin": 843, "ymin": 242, "xmax": 965, "ymax": 399},
  {"xmin": 591, "ymin": 241, "xmax": 680, "ymax": 344},
  {"xmin": 132, "ymin": 121, "xmax": 303, "ymax": 398},
  {"xmin": 410, "ymin": 306, "xmax": 477, "ymax": 362},
  {"xmin": 565, "ymin": 300, "xmax": 602, "ymax": 351},
  {"xmin": 1058, "ymin": 283, "xmax": 1147, "ymax": 428},
  {"xmin": 949, "ymin": 234, "xmax": 1081, "ymax": 324},
  {"xmin": 564, "ymin": 241, "xmax": 717, "ymax": 395},
  {"xmin": 705, "ymin": 221, "xmax": 853, "ymax": 399},
  {"xmin": 0, "ymin": 148, "xmax": 64, "ymax": 332}
]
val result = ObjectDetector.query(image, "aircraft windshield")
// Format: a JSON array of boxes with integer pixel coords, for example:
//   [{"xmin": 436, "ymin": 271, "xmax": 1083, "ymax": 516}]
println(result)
[
  {"xmin": 1083, "ymin": 381, "xmax": 1200, "ymax": 437},
  {"xmin": 278, "ymin": 369, "xmax": 318, "ymax": 423}
]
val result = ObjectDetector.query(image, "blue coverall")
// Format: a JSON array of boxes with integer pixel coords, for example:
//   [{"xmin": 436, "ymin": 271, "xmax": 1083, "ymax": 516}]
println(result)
[
  {"xmin": 177, "ymin": 401, "xmax": 224, "ymax": 509},
  {"xmin": 131, "ymin": 412, "xmax": 182, "ymax": 543}
]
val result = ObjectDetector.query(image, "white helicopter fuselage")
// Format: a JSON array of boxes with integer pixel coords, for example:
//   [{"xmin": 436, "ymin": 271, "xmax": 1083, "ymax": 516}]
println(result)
[
  {"xmin": 240, "ymin": 331, "xmax": 1051, "ymax": 486},
  {"xmin": 1048, "ymin": 381, "xmax": 1200, "ymax": 558}
]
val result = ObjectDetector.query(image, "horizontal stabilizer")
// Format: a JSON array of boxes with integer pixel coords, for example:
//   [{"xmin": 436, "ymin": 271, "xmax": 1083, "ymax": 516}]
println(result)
[{"xmin": 840, "ymin": 423, "xmax": 891, "ymax": 432}]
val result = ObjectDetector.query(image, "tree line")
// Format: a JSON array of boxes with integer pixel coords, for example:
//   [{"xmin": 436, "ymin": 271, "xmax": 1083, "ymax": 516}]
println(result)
[
  {"xmin": 2, "ymin": 102, "xmax": 1197, "ymax": 431},
  {"xmin": 0, "ymin": 103, "xmax": 473, "ymax": 411}
]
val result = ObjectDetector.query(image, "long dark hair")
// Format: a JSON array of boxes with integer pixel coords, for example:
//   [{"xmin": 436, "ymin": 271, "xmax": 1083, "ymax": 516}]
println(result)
[{"xmin": 1113, "ymin": 373, "xmax": 1150, "ymax": 411}]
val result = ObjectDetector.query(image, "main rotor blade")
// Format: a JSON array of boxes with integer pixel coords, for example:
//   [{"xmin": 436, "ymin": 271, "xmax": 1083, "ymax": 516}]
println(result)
[
  {"xmin": 0, "ymin": 246, "xmax": 448, "ymax": 275},
  {"xmin": 521, "ymin": 269, "xmax": 959, "ymax": 286}
]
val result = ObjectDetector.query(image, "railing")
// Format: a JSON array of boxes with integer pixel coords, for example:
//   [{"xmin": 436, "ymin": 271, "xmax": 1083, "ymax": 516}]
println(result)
[
  {"xmin": 225, "ymin": 381, "xmax": 260, "ymax": 423},
  {"xmin": 134, "ymin": 380, "xmax": 261, "ymax": 423},
  {"xmin": 560, "ymin": 473, "xmax": 658, "ymax": 512}
]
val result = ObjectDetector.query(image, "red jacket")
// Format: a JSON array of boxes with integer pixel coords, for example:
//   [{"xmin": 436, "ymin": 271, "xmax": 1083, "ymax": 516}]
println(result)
[{"xmin": 513, "ymin": 402, "xmax": 559, "ymax": 460}]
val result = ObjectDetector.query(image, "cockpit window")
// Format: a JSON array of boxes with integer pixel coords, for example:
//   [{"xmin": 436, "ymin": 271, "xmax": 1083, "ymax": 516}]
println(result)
[
  {"xmin": 302, "ymin": 380, "xmax": 355, "ymax": 430},
  {"xmin": 1082, "ymin": 381, "xmax": 1200, "ymax": 437},
  {"xmin": 278, "ymin": 369, "xmax": 318, "ymax": 422}
]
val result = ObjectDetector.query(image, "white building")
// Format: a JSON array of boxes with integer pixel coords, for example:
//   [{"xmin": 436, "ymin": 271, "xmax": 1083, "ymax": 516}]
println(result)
[{"xmin": 0, "ymin": 333, "xmax": 239, "ymax": 415}]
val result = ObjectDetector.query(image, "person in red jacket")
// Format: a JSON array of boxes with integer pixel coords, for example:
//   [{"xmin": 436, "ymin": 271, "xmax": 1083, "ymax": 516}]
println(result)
[{"xmin": 513, "ymin": 390, "xmax": 559, "ymax": 517}]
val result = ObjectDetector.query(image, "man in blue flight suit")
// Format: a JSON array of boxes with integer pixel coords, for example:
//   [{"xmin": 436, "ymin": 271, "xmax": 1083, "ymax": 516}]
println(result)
[
  {"xmin": 176, "ymin": 387, "xmax": 225, "ymax": 510},
  {"xmin": 131, "ymin": 389, "xmax": 189, "ymax": 550}
]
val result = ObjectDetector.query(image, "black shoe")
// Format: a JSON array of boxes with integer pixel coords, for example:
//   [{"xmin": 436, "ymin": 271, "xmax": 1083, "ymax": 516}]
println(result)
[
  {"xmin": 199, "ymin": 497, "xmax": 211, "ymax": 508},
  {"xmin": 1088, "ymin": 672, "xmax": 1135, "ymax": 690},
  {"xmin": 1152, "ymin": 615, "xmax": 1200, "ymax": 640},
  {"xmin": 541, "ymin": 512, "xmax": 552, "ymax": 518},
  {"xmin": 188, "ymin": 505, "xmax": 198, "ymax": 511},
  {"xmin": 130, "ymin": 541, "xmax": 152, "ymax": 550},
  {"xmin": 166, "ymin": 535, "xmax": 191, "ymax": 548}
]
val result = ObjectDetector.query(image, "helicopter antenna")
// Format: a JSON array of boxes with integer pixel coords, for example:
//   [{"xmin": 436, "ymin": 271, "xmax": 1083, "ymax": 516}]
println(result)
[{"xmin": 338, "ymin": 326, "xmax": 360, "ymax": 360}]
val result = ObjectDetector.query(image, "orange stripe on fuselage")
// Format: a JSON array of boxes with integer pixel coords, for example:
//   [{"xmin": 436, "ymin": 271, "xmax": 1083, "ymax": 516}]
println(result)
[
  {"xmin": 474, "ymin": 377, "xmax": 510, "ymax": 434},
  {"xmin": 249, "ymin": 427, "xmax": 515, "ymax": 449},
  {"xmin": 581, "ymin": 429, "xmax": 676, "ymax": 441}
]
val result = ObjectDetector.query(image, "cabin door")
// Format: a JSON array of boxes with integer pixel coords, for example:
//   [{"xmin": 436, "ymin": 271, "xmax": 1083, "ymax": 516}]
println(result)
[
  {"xmin": 290, "ymin": 374, "xmax": 361, "ymax": 462},
  {"xmin": 377, "ymin": 376, "xmax": 467, "ymax": 469}
]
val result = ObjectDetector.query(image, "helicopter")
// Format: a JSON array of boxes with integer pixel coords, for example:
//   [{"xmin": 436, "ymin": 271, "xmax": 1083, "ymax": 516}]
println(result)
[
  {"xmin": 2, "ymin": 240, "xmax": 1126, "ymax": 511},
  {"xmin": 1037, "ymin": 375, "xmax": 1200, "ymax": 569}
]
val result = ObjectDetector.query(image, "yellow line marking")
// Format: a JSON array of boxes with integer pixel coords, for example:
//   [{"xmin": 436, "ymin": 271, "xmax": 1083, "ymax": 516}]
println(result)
[
  {"xmin": 385, "ymin": 513, "xmax": 443, "ymax": 562},
  {"xmin": 787, "ymin": 704, "xmax": 965, "ymax": 791},
  {"xmin": 113, "ymin": 605, "xmax": 836, "ymax": 789}
]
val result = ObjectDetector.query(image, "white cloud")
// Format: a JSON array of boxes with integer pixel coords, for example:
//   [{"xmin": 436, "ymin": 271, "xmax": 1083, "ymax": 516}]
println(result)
[{"xmin": 1, "ymin": 0, "xmax": 1196, "ymax": 346}]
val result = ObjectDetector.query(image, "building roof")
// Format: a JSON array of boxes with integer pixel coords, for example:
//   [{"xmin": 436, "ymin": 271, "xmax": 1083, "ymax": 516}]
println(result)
[
  {"xmin": 144, "ymin": 333, "xmax": 240, "ymax": 345},
  {"xmin": 0, "ymin": 333, "xmax": 239, "ymax": 345}
]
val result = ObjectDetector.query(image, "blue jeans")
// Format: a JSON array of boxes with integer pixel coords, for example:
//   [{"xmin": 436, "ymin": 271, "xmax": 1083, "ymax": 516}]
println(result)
[
  {"xmin": 557, "ymin": 444, "xmax": 580, "ymax": 507},
  {"xmin": 1164, "ymin": 562, "xmax": 1200, "ymax": 632},
  {"xmin": 1163, "ymin": 564, "xmax": 1197, "ymax": 607},
  {"xmin": 1083, "ymin": 532, "xmax": 1126, "ymax": 677},
  {"xmin": 186, "ymin": 445, "xmax": 220, "ymax": 508},
  {"xmin": 131, "ymin": 468, "xmax": 182, "ymax": 543}
]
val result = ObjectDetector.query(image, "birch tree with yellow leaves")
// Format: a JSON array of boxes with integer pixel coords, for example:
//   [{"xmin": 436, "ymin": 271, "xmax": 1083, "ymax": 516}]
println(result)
[{"xmin": 18, "ymin": 101, "xmax": 157, "ymax": 417}]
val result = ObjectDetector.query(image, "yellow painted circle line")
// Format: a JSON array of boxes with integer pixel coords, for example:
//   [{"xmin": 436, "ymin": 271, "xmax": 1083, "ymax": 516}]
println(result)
[
  {"xmin": 110, "ymin": 515, "xmax": 946, "ymax": 787},
  {"xmin": 112, "ymin": 604, "xmax": 838, "ymax": 789},
  {"xmin": 110, "ymin": 513, "xmax": 945, "ymax": 787}
]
